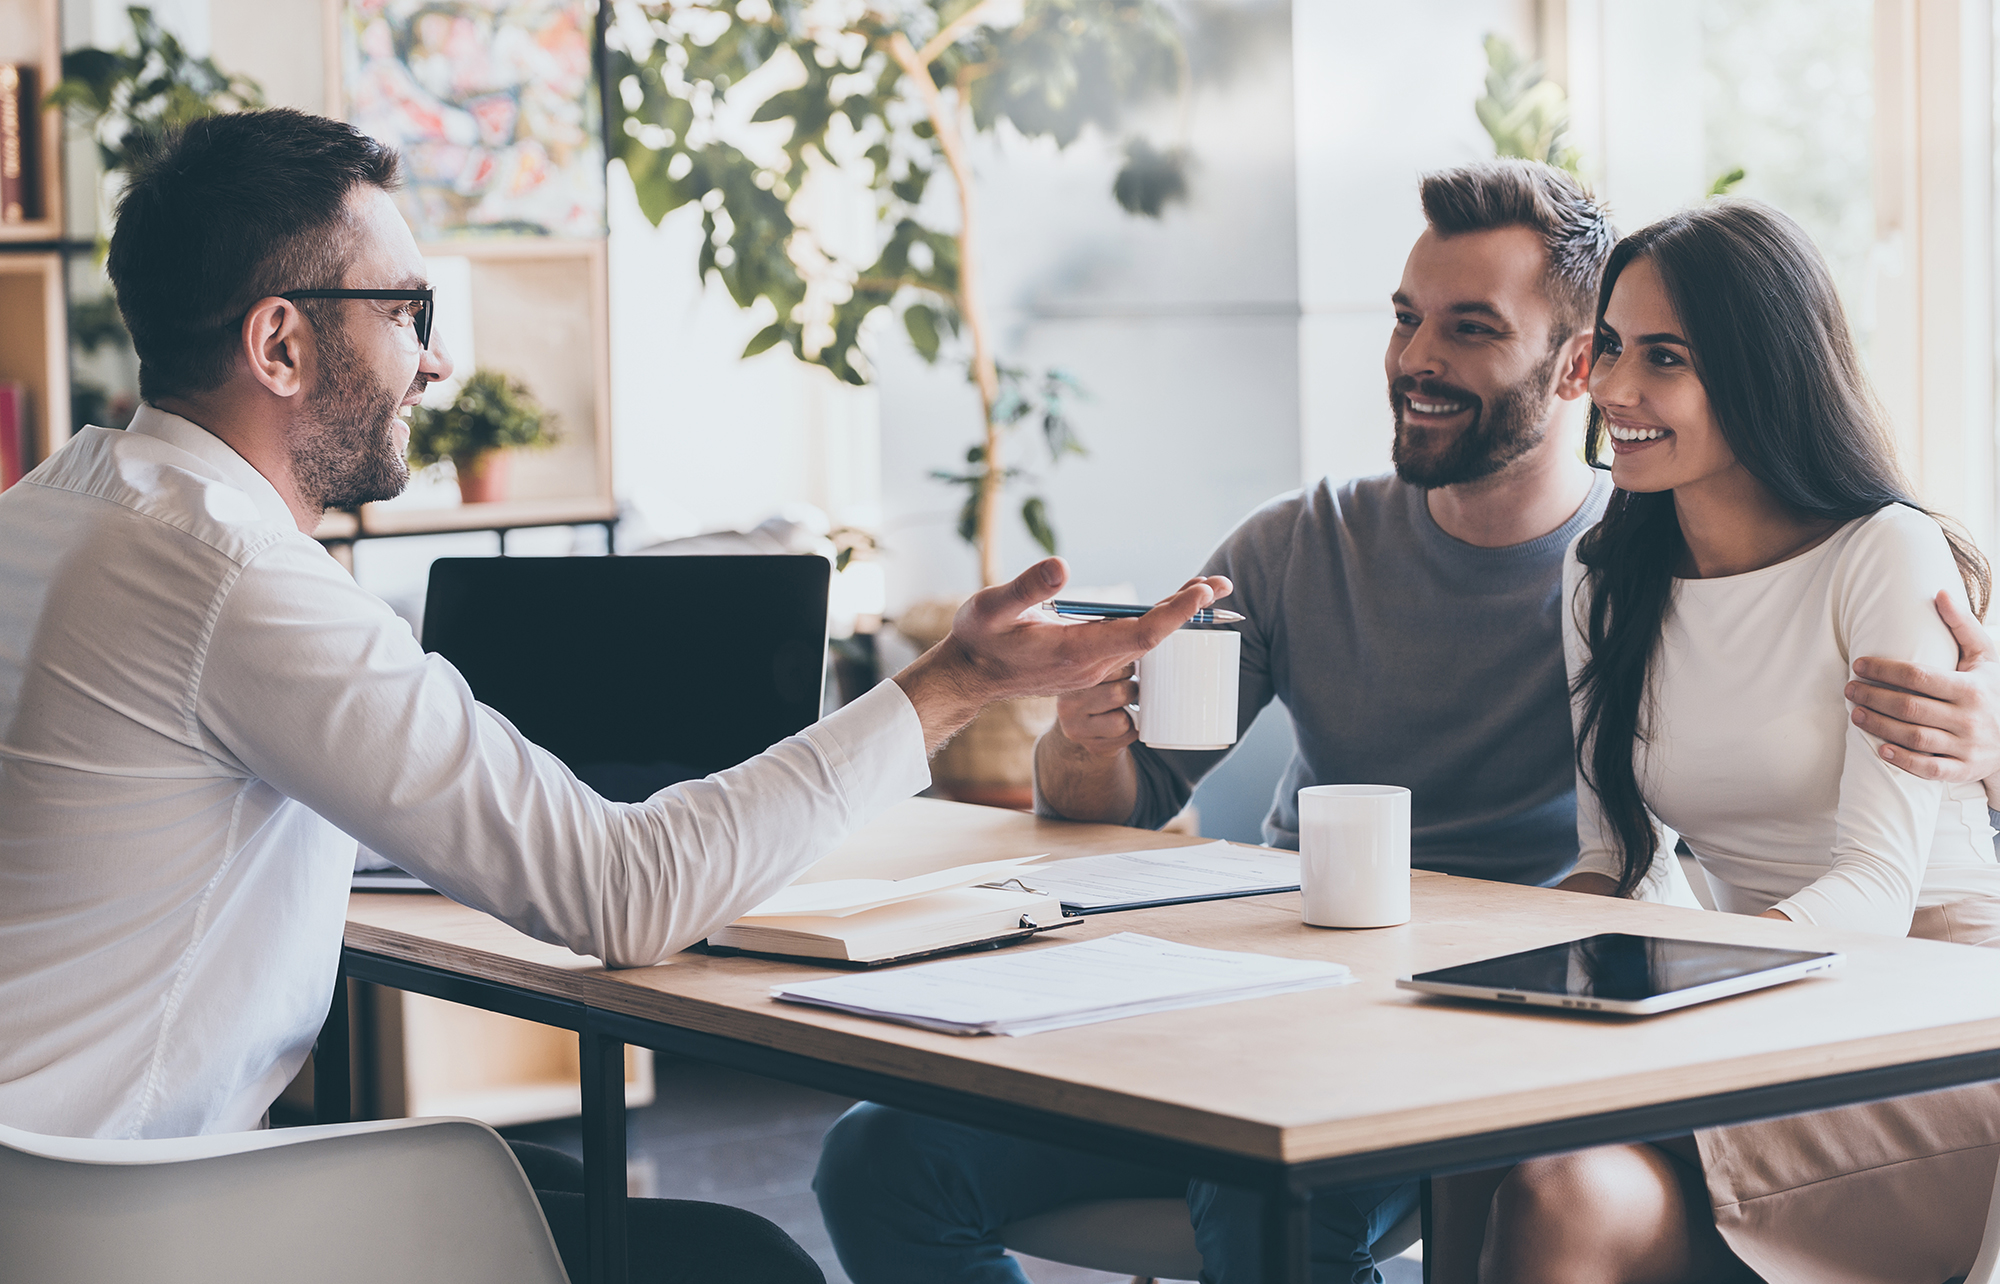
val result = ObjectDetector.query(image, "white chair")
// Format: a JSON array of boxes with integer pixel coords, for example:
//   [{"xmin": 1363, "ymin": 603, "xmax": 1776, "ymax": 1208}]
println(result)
[
  {"xmin": 0, "ymin": 1115, "xmax": 569, "ymax": 1284},
  {"xmin": 998, "ymin": 1194, "xmax": 1423, "ymax": 1282}
]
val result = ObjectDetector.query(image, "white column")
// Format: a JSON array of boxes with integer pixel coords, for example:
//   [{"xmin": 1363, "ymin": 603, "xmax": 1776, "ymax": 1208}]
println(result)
[
  {"xmin": 1873, "ymin": 0, "xmax": 1996, "ymax": 552},
  {"xmin": 1293, "ymin": 0, "xmax": 1534, "ymax": 490}
]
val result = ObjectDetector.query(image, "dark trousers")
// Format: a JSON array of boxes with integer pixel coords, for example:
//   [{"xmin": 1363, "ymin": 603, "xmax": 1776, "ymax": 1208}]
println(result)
[{"xmin": 509, "ymin": 1140, "xmax": 824, "ymax": 1284}]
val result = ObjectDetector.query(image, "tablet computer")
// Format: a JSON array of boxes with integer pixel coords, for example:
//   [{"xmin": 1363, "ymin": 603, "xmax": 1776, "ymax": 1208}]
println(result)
[{"xmin": 1396, "ymin": 933, "xmax": 1843, "ymax": 1015}]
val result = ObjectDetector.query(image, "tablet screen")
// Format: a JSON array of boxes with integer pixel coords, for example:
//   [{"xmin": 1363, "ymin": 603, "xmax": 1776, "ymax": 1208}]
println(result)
[{"xmin": 1410, "ymin": 934, "xmax": 1834, "ymax": 1002}]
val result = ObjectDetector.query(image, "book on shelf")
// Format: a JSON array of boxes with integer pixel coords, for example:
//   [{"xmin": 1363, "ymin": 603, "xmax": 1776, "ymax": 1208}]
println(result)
[
  {"xmin": 0, "ymin": 382, "xmax": 27, "ymax": 490},
  {"xmin": 0, "ymin": 64, "xmax": 38, "ymax": 225}
]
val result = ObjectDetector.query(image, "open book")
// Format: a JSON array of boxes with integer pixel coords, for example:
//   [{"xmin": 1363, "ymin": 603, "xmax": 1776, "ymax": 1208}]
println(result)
[{"xmin": 704, "ymin": 856, "xmax": 1078, "ymax": 966}]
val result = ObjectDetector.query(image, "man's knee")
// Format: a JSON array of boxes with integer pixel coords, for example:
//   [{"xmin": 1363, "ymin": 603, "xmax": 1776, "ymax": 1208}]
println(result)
[
  {"xmin": 818, "ymin": 1103, "xmax": 940, "ymax": 1204},
  {"xmin": 815, "ymin": 1102, "xmax": 988, "ymax": 1230}
]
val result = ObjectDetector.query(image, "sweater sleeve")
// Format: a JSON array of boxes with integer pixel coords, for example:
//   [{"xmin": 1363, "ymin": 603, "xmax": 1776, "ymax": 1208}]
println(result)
[
  {"xmin": 1771, "ymin": 509, "xmax": 1961, "ymax": 933},
  {"xmin": 1036, "ymin": 493, "xmax": 1291, "ymax": 829}
]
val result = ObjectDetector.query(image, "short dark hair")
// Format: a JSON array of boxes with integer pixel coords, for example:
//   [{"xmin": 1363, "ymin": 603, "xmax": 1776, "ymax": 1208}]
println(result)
[
  {"xmin": 106, "ymin": 108, "xmax": 401, "ymax": 402},
  {"xmin": 1418, "ymin": 159, "xmax": 1615, "ymax": 343}
]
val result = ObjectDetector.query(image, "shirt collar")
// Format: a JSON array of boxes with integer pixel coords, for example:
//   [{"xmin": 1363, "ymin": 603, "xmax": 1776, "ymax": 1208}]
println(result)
[{"xmin": 126, "ymin": 404, "xmax": 300, "ymax": 531}]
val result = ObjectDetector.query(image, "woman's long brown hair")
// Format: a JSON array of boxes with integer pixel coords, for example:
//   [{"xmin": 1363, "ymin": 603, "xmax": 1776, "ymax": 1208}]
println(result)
[{"xmin": 1572, "ymin": 201, "xmax": 1990, "ymax": 896}]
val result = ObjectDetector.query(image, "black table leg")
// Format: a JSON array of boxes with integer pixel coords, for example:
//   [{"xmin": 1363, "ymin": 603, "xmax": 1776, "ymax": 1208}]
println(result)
[
  {"xmin": 1261, "ymin": 1183, "xmax": 1312, "ymax": 1283},
  {"xmin": 580, "ymin": 1022, "xmax": 630, "ymax": 1284},
  {"xmin": 314, "ymin": 966, "xmax": 352, "ymax": 1125},
  {"xmin": 1419, "ymin": 1177, "xmax": 1432, "ymax": 1284}
]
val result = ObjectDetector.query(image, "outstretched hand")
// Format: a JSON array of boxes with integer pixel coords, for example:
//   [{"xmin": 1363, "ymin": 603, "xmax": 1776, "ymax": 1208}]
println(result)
[
  {"xmin": 892, "ymin": 558, "xmax": 1232, "ymax": 753},
  {"xmin": 1847, "ymin": 590, "xmax": 2000, "ymax": 797}
]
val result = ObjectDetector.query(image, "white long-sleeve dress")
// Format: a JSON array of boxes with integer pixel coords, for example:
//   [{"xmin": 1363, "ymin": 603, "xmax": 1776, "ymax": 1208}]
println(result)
[{"xmin": 1562, "ymin": 502, "xmax": 2000, "ymax": 1284}]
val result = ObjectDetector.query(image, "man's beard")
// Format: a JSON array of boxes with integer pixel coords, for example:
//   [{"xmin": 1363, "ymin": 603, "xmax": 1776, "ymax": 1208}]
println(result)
[
  {"xmin": 290, "ymin": 316, "xmax": 414, "ymax": 514},
  {"xmin": 1389, "ymin": 344, "xmax": 1563, "ymax": 489}
]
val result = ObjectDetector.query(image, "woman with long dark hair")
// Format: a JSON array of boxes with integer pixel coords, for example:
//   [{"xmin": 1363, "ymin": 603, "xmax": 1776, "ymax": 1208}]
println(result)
[{"xmin": 1435, "ymin": 201, "xmax": 2000, "ymax": 1283}]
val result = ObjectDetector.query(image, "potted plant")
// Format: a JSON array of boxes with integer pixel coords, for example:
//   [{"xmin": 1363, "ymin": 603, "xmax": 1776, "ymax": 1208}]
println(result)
[{"xmin": 405, "ymin": 369, "xmax": 560, "ymax": 505}]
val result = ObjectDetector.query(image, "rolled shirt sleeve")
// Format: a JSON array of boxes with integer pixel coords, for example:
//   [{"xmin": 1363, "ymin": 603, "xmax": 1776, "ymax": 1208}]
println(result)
[{"xmin": 197, "ymin": 539, "xmax": 932, "ymax": 968}]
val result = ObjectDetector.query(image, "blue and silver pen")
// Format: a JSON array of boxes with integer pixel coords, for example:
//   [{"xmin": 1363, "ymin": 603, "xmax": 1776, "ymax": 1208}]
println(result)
[{"xmin": 1044, "ymin": 599, "xmax": 1245, "ymax": 625}]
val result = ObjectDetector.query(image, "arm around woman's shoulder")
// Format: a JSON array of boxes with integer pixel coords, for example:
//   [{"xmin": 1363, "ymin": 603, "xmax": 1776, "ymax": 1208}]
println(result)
[{"xmin": 1777, "ymin": 506, "xmax": 1967, "ymax": 932}]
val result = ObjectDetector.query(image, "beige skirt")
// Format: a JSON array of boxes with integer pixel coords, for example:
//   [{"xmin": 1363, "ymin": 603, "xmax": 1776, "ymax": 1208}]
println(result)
[{"xmin": 1697, "ymin": 897, "xmax": 2000, "ymax": 1284}]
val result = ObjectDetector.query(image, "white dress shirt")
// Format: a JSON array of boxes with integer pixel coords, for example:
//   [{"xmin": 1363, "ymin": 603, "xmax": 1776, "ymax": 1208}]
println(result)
[
  {"xmin": 1564, "ymin": 504, "xmax": 2000, "ymax": 933},
  {"xmin": 0, "ymin": 407, "xmax": 932, "ymax": 1139}
]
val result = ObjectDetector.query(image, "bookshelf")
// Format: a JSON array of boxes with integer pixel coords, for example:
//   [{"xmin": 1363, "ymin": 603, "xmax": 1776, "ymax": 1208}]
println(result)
[
  {"xmin": 0, "ymin": 252, "xmax": 68, "ymax": 467},
  {"xmin": 0, "ymin": 0, "xmax": 62, "ymax": 245},
  {"xmin": 279, "ymin": 981, "xmax": 655, "ymax": 1128},
  {"xmin": 0, "ymin": 0, "xmax": 68, "ymax": 474}
]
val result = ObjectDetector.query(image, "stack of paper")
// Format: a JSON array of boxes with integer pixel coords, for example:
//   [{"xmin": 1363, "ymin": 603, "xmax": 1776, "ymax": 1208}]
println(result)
[
  {"xmin": 771, "ymin": 932, "xmax": 1354, "ymax": 1035},
  {"xmin": 1022, "ymin": 842, "xmax": 1300, "ymax": 914}
]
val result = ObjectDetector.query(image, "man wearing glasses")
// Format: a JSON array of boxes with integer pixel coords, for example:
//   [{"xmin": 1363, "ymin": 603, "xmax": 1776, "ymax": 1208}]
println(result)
[{"xmin": 0, "ymin": 109, "xmax": 1221, "ymax": 1283}]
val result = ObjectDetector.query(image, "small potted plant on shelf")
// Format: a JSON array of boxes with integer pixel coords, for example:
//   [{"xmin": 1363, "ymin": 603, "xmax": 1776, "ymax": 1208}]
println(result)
[{"xmin": 405, "ymin": 369, "xmax": 560, "ymax": 505}]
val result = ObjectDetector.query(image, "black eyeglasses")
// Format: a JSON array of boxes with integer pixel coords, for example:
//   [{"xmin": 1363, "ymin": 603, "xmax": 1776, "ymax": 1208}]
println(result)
[{"xmin": 279, "ymin": 287, "xmax": 435, "ymax": 351}]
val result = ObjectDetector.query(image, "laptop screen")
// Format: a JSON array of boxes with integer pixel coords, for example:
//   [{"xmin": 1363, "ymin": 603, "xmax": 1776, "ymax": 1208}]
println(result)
[{"xmin": 422, "ymin": 555, "xmax": 830, "ymax": 802}]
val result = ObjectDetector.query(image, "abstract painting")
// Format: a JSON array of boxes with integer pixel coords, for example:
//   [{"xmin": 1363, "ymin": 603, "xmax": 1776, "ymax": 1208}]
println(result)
[{"xmin": 339, "ymin": 0, "xmax": 605, "ymax": 238}]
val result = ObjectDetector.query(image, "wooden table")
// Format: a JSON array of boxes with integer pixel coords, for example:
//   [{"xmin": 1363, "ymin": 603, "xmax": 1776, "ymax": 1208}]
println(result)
[{"xmin": 329, "ymin": 799, "xmax": 2000, "ymax": 1284}]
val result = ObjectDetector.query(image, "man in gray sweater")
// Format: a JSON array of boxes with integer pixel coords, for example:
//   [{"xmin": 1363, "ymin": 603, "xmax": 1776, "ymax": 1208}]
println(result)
[{"xmin": 816, "ymin": 161, "xmax": 2000, "ymax": 1283}]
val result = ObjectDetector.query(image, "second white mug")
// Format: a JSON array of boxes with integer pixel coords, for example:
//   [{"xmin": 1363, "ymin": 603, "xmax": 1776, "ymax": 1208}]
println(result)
[
  {"xmin": 1134, "ymin": 628, "xmax": 1240, "ymax": 751},
  {"xmin": 1298, "ymin": 784, "xmax": 1412, "ymax": 928}
]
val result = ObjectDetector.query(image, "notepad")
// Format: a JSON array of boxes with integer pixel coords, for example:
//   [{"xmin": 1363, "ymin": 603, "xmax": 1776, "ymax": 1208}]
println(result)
[
  {"xmin": 770, "ymin": 931, "xmax": 1354, "ymax": 1035},
  {"xmin": 707, "ymin": 885, "xmax": 1070, "ymax": 965},
  {"xmin": 1023, "ymin": 842, "xmax": 1300, "ymax": 914}
]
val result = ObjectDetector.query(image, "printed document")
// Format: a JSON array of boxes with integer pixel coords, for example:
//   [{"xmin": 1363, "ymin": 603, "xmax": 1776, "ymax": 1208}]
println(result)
[
  {"xmin": 770, "ymin": 931, "xmax": 1353, "ymax": 1035},
  {"xmin": 1019, "ymin": 842, "xmax": 1300, "ymax": 913}
]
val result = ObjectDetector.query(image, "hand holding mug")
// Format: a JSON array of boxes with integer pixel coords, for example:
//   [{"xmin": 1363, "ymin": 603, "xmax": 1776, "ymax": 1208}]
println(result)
[{"xmin": 1055, "ymin": 664, "xmax": 1142, "ymax": 758}]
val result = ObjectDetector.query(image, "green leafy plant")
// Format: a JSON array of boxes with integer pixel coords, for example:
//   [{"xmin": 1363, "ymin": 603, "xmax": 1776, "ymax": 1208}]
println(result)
[
  {"xmin": 405, "ymin": 369, "xmax": 561, "ymax": 469},
  {"xmin": 1475, "ymin": 34, "xmax": 1582, "ymax": 176},
  {"xmin": 605, "ymin": 0, "xmax": 1189, "ymax": 585},
  {"xmin": 46, "ymin": 7, "xmax": 265, "ymax": 184},
  {"xmin": 1477, "ymin": 34, "xmax": 1746, "ymax": 201},
  {"xmin": 931, "ymin": 365, "xmax": 1084, "ymax": 556},
  {"xmin": 49, "ymin": 7, "xmax": 265, "ymax": 431}
]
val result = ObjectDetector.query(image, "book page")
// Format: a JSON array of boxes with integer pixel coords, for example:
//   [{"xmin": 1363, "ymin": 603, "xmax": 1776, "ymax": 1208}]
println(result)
[
  {"xmin": 745, "ymin": 856, "xmax": 1047, "ymax": 918},
  {"xmin": 1023, "ymin": 842, "xmax": 1300, "ymax": 910}
]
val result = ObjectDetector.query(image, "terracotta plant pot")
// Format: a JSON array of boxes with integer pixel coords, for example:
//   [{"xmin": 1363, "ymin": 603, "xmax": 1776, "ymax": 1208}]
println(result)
[
  {"xmin": 453, "ymin": 450, "xmax": 513, "ymax": 504},
  {"xmin": 895, "ymin": 596, "xmax": 1055, "ymax": 811}
]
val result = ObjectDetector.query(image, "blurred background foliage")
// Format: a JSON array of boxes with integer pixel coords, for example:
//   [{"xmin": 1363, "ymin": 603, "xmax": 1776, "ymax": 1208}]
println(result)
[{"xmin": 603, "ymin": 0, "xmax": 1190, "ymax": 583}]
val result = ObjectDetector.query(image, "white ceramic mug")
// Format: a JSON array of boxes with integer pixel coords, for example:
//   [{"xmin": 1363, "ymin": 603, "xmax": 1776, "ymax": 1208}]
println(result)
[
  {"xmin": 1134, "ymin": 629, "xmax": 1240, "ymax": 750},
  {"xmin": 1297, "ymin": 784, "xmax": 1411, "ymax": 928}
]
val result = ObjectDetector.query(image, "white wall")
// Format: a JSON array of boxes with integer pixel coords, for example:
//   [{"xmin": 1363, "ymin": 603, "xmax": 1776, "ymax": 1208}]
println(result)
[
  {"xmin": 1293, "ymin": 0, "xmax": 1539, "ymax": 489},
  {"xmin": 871, "ymin": 1, "xmax": 1302, "ymax": 613}
]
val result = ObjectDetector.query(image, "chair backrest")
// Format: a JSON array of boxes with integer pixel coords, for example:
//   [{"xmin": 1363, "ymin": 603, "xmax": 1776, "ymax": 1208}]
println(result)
[{"xmin": 0, "ymin": 1116, "xmax": 569, "ymax": 1284}]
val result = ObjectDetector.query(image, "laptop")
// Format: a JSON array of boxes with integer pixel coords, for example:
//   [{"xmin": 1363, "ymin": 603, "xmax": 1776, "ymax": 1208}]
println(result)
[{"xmin": 355, "ymin": 554, "xmax": 830, "ymax": 891}]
